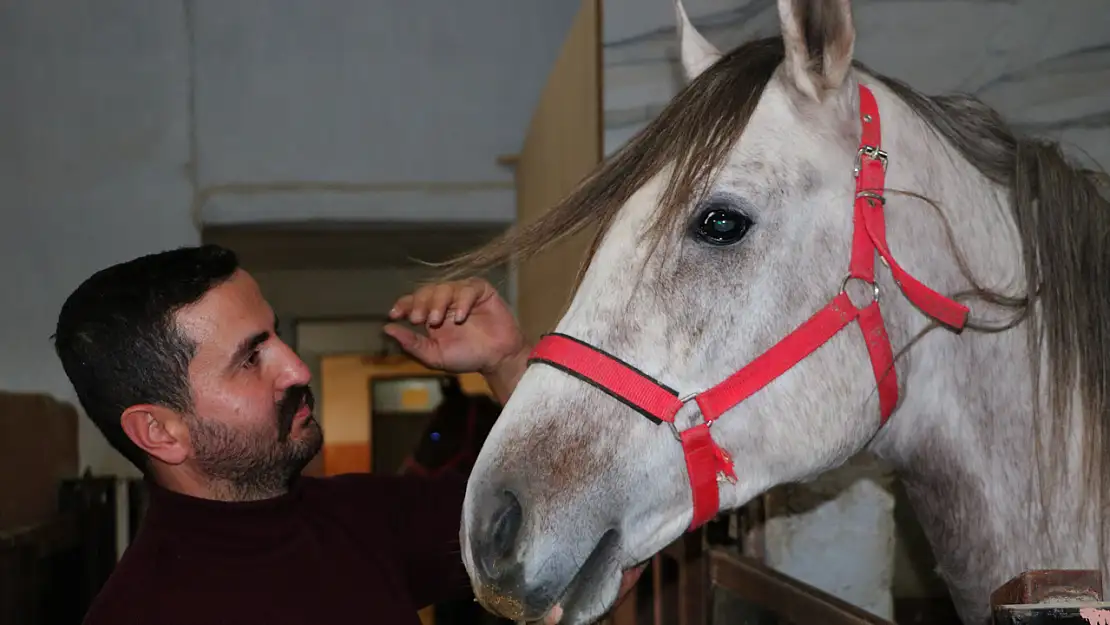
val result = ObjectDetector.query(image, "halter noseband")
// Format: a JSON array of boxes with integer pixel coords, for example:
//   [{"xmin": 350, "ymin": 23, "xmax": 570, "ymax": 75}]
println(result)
[{"xmin": 525, "ymin": 84, "xmax": 969, "ymax": 531}]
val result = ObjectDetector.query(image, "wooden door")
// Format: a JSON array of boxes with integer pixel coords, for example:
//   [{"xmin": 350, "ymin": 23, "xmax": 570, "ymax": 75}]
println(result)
[{"xmin": 510, "ymin": 0, "xmax": 603, "ymax": 343}]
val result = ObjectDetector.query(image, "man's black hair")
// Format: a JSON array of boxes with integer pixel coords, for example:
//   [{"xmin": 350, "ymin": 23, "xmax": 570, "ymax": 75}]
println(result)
[{"xmin": 52, "ymin": 244, "xmax": 240, "ymax": 472}]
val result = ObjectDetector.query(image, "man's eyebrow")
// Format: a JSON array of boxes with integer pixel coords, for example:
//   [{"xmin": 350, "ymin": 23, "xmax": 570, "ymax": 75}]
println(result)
[{"xmin": 231, "ymin": 331, "xmax": 270, "ymax": 366}]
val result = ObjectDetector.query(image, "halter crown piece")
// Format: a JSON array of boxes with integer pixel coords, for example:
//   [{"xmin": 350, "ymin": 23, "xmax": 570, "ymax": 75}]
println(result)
[{"xmin": 526, "ymin": 84, "xmax": 969, "ymax": 531}]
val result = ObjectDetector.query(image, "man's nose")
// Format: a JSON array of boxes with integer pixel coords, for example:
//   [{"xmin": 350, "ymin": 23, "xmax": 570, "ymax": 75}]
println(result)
[{"xmin": 276, "ymin": 341, "xmax": 311, "ymax": 386}]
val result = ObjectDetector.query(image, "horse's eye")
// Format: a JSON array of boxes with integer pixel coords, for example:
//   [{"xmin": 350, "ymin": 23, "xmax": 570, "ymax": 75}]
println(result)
[
  {"xmin": 430, "ymin": 431, "xmax": 441, "ymax": 442},
  {"xmin": 693, "ymin": 204, "xmax": 752, "ymax": 246}
]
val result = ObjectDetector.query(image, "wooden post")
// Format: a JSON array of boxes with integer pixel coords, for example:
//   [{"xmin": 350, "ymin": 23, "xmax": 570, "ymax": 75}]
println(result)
[
  {"xmin": 991, "ymin": 570, "xmax": 1110, "ymax": 624},
  {"xmin": 673, "ymin": 531, "xmax": 708, "ymax": 625},
  {"xmin": 509, "ymin": 0, "xmax": 602, "ymax": 344}
]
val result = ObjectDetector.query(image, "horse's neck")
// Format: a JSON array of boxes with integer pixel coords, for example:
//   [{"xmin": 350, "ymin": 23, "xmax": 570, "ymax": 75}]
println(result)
[
  {"xmin": 862, "ymin": 79, "xmax": 1103, "ymax": 624},
  {"xmin": 879, "ymin": 340, "xmax": 1102, "ymax": 625}
]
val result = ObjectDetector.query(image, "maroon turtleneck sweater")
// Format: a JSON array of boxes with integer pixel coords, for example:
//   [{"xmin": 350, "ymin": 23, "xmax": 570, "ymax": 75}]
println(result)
[{"xmin": 81, "ymin": 472, "xmax": 472, "ymax": 625}]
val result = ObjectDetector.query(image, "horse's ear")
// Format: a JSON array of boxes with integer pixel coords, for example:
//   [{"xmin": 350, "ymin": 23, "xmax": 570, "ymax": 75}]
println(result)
[
  {"xmin": 675, "ymin": 0, "xmax": 721, "ymax": 82},
  {"xmin": 777, "ymin": 0, "xmax": 856, "ymax": 102}
]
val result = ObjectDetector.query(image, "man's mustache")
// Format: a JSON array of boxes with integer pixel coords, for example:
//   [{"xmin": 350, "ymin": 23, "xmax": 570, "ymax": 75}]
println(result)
[{"xmin": 276, "ymin": 384, "xmax": 315, "ymax": 441}]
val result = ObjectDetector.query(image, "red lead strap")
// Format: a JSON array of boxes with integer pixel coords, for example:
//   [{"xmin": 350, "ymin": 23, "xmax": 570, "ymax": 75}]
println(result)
[{"xmin": 526, "ymin": 84, "xmax": 969, "ymax": 531}]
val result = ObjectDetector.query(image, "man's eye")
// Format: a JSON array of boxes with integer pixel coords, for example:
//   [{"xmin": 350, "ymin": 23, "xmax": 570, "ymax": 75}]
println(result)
[{"xmin": 244, "ymin": 350, "xmax": 261, "ymax": 368}]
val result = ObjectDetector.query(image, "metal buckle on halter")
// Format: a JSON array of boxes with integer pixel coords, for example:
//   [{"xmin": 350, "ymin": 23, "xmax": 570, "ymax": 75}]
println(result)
[
  {"xmin": 853, "ymin": 145, "xmax": 888, "ymax": 178},
  {"xmin": 840, "ymin": 275, "xmax": 880, "ymax": 306},
  {"xmin": 665, "ymin": 390, "xmax": 707, "ymax": 442},
  {"xmin": 665, "ymin": 390, "xmax": 737, "ymax": 486}
]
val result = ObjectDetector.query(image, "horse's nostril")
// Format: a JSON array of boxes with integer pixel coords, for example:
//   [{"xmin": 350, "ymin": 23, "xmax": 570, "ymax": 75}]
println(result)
[
  {"xmin": 491, "ymin": 490, "xmax": 522, "ymax": 559},
  {"xmin": 473, "ymin": 488, "xmax": 524, "ymax": 582}
]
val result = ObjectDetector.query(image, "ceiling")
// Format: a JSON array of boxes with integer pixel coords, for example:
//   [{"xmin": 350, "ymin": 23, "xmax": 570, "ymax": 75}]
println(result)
[
  {"xmin": 190, "ymin": 1, "xmax": 581, "ymax": 188},
  {"xmin": 192, "ymin": 2, "xmax": 579, "ymax": 269},
  {"xmin": 203, "ymin": 222, "xmax": 510, "ymax": 272}
]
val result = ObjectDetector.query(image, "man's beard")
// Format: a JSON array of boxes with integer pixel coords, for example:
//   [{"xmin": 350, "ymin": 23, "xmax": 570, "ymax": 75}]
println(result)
[{"xmin": 187, "ymin": 385, "xmax": 323, "ymax": 501}]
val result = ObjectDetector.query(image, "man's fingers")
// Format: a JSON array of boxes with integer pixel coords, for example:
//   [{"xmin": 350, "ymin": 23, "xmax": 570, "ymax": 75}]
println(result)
[
  {"xmin": 388, "ymin": 294, "xmax": 414, "ymax": 320},
  {"xmin": 426, "ymin": 284, "xmax": 455, "ymax": 327},
  {"xmin": 408, "ymin": 287, "xmax": 437, "ymax": 324},
  {"xmin": 542, "ymin": 605, "xmax": 564, "ymax": 625},
  {"xmin": 382, "ymin": 324, "xmax": 439, "ymax": 366},
  {"xmin": 382, "ymin": 323, "xmax": 417, "ymax": 349},
  {"xmin": 389, "ymin": 278, "xmax": 497, "ymax": 326},
  {"xmin": 451, "ymin": 281, "xmax": 487, "ymax": 323}
]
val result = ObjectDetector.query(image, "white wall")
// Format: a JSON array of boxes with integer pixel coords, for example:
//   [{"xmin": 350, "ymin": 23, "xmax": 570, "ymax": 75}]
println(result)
[
  {"xmin": 603, "ymin": 0, "xmax": 1110, "ymax": 165},
  {"xmin": 600, "ymin": 0, "xmax": 1110, "ymax": 617},
  {"xmin": 1, "ymin": 1, "xmax": 199, "ymax": 479}
]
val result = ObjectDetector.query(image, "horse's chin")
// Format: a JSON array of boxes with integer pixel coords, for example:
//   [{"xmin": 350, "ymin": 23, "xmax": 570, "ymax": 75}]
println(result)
[{"xmin": 536, "ymin": 563, "xmax": 646, "ymax": 625}]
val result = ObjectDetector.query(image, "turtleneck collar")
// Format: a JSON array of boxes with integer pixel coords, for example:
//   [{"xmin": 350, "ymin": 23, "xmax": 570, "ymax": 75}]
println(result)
[{"xmin": 140, "ymin": 477, "xmax": 307, "ymax": 556}]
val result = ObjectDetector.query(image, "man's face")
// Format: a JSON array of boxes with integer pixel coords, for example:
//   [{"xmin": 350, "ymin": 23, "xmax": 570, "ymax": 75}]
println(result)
[{"xmin": 174, "ymin": 269, "xmax": 322, "ymax": 497}]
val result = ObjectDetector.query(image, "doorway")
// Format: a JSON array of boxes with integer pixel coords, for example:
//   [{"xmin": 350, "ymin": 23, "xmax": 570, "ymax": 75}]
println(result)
[
  {"xmin": 368, "ymin": 374, "xmax": 444, "ymax": 474},
  {"xmin": 317, "ymin": 352, "xmax": 492, "ymax": 476}
]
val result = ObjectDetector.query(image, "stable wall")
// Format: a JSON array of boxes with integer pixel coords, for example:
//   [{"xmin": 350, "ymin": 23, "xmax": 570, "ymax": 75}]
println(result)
[
  {"xmin": 1, "ymin": 1, "xmax": 199, "ymax": 479},
  {"xmin": 603, "ymin": 0, "xmax": 1110, "ymax": 165}
]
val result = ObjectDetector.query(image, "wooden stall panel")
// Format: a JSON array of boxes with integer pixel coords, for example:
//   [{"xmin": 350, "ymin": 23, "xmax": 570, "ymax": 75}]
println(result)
[
  {"xmin": 0, "ymin": 392, "xmax": 79, "ymax": 533},
  {"xmin": 511, "ymin": 0, "xmax": 603, "ymax": 343},
  {"xmin": 991, "ymin": 570, "xmax": 1110, "ymax": 625},
  {"xmin": 708, "ymin": 548, "xmax": 894, "ymax": 625}
]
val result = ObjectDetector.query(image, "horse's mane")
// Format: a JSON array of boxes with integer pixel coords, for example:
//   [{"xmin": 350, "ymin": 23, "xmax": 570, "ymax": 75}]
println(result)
[
  {"xmin": 870, "ymin": 71, "xmax": 1110, "ymax": 541},
  {"xmin": 437, "ymin": 33, "xmax": 1110, "ymax": 532}
]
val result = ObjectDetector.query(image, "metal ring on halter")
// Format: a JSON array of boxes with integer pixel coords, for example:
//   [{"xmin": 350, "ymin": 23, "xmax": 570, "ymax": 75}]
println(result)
[
  {"xmin": 840, "ymin": 275, "xmax": 880, "ymax": 306},
  {"xmin": 855, "ymin": 190, "xmax": 886, "ymax": 205},
  {"xmin": 665, "ymin": 390, "xmax": 708, "ymax": 441}
]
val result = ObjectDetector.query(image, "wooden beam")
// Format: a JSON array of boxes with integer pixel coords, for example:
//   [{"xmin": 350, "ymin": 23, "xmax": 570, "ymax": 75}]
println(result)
[
  {"xmin": 708, "ymin": 548, "xmax": 893, "ymax": 625},
  {"xmin": 991, "ymin": 570, "xmax": 1110, "ymax": 625},
  {"xmin": 495, "ymin": 153, "xmax": 520, "ymax": 167},
  {"xmin": 511, "ymin": 0, "xmax": 602, "ymax": 344}
]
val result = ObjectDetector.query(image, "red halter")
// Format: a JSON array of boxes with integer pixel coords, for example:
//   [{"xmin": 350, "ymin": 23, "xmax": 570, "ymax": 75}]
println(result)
[{"xmin": 526, "ymin": 84, "xmax": 969, "ymax": 531}]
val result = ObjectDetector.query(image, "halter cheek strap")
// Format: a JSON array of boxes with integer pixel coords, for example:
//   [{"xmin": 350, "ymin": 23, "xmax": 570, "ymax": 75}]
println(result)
[{"xmin": 525, "ymin": 84, "xmax": 969, "ymax": 531}]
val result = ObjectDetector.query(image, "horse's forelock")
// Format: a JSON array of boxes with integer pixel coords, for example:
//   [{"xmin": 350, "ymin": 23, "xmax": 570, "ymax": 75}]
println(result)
[{"xmin": 432, "ymin": 37, "xmax": 788, "ymax": 293}]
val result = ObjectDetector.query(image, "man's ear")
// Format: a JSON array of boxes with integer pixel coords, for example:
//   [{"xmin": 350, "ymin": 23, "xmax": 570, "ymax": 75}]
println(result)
[{"xmin": 120, "ymin": 404, "xmax": 191, "ymax": 466}]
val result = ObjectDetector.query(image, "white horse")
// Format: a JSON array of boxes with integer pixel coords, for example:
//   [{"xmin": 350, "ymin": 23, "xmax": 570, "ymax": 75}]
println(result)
[{"xmin": 443, "ymin": 1, "xmax": 1110, "ymax": 623}]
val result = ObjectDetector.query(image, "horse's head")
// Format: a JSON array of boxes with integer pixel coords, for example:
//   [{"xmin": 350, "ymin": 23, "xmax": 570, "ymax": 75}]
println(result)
[
  {"xmin": 401, "ymin": 378, "xmax": 501, "ymax": 478},
  {"xmin": 458, "ymin": 1, "xmax": 971, "ymax": 622}
]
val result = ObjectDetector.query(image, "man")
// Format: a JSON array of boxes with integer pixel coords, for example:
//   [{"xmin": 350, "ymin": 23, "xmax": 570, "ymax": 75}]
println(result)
[{"xmin": 53, "ymin": 244, "xmax": 529, "ymax": 625}]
